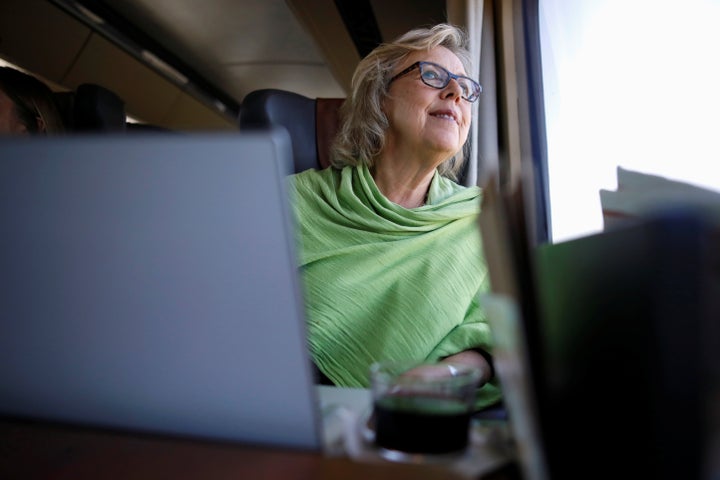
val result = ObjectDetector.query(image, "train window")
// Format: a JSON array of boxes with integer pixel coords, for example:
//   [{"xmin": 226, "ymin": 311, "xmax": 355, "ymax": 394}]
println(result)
[{"xmin": 539, "ymin": 0, "xmax": 720, "ymax": 242}]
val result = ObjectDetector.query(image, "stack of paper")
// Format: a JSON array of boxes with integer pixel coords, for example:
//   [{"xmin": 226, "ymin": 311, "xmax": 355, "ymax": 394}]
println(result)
[{"xmin": 599, "ymin": 167, "xmax": 720, "ymax": 230}]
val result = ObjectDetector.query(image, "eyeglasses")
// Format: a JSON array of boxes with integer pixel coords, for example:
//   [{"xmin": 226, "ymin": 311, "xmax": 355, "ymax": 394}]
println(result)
[{"xmin": 388, "ymin": 61, "xmax": 482, "ymax": 103}]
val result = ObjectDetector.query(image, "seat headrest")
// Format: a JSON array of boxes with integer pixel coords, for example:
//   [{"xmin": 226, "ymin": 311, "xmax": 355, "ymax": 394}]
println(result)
[
  {"xmin": 239, "ymin": 89, "xmax": 343, "ymax": 173},
  {"xmin": 54, "ymin": 84, "xmax": 126, "ymax": 132}
]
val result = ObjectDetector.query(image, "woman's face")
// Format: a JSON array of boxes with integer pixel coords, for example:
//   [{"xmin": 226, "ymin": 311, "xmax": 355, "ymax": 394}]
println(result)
[{"xmin": 383, "ymin": 46, "xmax": 472, "ymax": 163}]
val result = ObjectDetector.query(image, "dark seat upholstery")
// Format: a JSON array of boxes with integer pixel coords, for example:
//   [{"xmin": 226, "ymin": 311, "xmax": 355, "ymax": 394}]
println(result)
[
  {"xmin": 238, "ymin": 89, "xmax": 344, "ymax": 173},
  {"xmin": 54, "ymin": 83, "xmax": 126, "ymax": 133},
  {"xmin": 126, "ymin": 122, "xmax": 172, "ymax": 133}
]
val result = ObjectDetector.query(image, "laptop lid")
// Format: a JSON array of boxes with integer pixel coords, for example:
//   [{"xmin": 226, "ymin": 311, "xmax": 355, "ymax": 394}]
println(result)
[
  {"xmin": 478, "ymin": 179, "xmax": 549, "ymax": 480},
  {"xmin": 0, "ymin": 131, "xmax": 322, "ymax": 450},
  {"xmin": 482, "ymin": 176, "xmax": 719, "ymax": 479},
  {"xmin": 533, "ymin": 211, "xmax": 717, "ymax": 479}
]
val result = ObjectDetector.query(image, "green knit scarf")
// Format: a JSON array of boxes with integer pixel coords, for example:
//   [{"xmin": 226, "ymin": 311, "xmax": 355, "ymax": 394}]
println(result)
[{"xmin": 288, "ymin": 164, "xmax": 502, "ymax": 409}]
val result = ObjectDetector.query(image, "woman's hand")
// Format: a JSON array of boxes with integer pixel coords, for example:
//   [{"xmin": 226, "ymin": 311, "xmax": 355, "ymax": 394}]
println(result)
[
  {"xmin": 440, "ymin": 350, "xmax": 493, "ymax": 385},
  {"xmin": 394, "ymin": 350, "xmax": 492, "ymax": 385}
]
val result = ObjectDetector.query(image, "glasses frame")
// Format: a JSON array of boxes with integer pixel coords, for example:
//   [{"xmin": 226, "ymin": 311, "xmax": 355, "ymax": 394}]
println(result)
[{"xmin": 387, "ymin": 61, "xmax": 482, "ymax": 103}]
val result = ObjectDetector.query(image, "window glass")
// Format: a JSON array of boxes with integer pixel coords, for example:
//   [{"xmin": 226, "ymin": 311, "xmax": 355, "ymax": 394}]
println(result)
[{"xmin": 539, "ymin": 0, "xmax": 720, "ymax": 242}]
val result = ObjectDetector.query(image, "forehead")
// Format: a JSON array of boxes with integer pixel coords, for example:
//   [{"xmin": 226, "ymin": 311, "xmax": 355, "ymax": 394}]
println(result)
[{"xmin": 403, "ymin": 46, "xmax": 466, "ymax": 75}]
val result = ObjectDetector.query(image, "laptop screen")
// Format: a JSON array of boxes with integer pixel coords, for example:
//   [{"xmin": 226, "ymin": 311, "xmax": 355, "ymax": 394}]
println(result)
[
  {"xmin": 478, "ymin": 180, "xmax": 549, "ymax": 480},
  {"xmin": 481, "ymin": 175, "xmax": 718, "ymax": 479},
  {"xmin": 0, "ymin": 131, "xmax": 322, "ymax": 450}
]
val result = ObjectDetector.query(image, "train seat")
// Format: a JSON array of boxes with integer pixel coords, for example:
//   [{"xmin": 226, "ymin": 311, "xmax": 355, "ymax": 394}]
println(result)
[
  {"xmin": 54, "ymin": 83, "xmax": 126, "ymax": 133},
  {"xmin": 238, "ymin": 88, "xmax": 344, "ymax": 173}
]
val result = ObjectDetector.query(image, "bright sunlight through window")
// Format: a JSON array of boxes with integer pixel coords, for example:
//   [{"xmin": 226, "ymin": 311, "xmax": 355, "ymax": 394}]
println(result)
[{"xmin": 539, "ymin": 0, "xmax": 720, "ymax": 242}]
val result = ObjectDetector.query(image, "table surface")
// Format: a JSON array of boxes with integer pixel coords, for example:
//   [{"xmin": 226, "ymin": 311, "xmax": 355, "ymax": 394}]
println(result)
[{"xmin": 1, "ymin": 387, "xmax": 519, "ymax": 480}]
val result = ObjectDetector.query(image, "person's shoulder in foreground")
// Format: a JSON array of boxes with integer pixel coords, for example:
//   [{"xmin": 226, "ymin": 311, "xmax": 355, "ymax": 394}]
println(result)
[{"xmin": 290, "ymin": 23, "xmax": 501, "ymax": 409}]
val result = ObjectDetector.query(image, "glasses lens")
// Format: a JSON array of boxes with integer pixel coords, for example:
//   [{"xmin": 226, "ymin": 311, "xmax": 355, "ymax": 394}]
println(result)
[
  {"xmin": 419, "ymin": 63, "xmax": 481, "ymax": 102},
  {"xmin": 458, "ymin": 78, "xmax": 481, "ymax": 102},
  {"xmin": 419, "ymin": 63, "xmax": 447, "ymax": 88}
]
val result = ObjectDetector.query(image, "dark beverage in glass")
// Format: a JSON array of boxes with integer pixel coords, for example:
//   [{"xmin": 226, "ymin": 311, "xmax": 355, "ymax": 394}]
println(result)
[
  {"xmin": 374, "ymin": 393, "xmax": 472, "ymax": 454},
  {"xmin": 369, "ymin": 360, "xmax": 481, "ymax": 460}
]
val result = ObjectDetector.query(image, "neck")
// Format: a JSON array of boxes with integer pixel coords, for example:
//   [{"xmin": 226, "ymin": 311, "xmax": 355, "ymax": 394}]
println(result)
[{"xmin": 370, "ymin": 160, "xmax": 434, "ymax": 209}]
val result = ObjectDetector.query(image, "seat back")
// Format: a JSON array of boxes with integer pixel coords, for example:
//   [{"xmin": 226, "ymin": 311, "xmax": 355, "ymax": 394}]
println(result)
[
  {"xmin": 54, "ymin": 83, "xmax": 127, "ymax": 133},
  {"xmin": 239, "ymin": 89, "xmax": 344, "ymax": 173}
]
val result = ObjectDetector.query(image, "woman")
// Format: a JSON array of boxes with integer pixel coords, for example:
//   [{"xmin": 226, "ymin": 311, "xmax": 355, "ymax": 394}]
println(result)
[
  {"xmin": 0, "ymin": 66, "xmax": 64, "ymax": 135},
  {"xmin": 289, "ymin": 24, "xmax": 501, "ymax": 408}
]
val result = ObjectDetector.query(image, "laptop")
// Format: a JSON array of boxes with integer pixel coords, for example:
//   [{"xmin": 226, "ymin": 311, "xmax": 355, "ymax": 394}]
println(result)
[
  {"xmin": 480, "ymin": 179, "xmax": 720, "ymax": 479},
  {"xmin": 0, "ymin": 131, "xmax": 323, "ymax": 450},
  {"xmin": 478, "ymin": 180, "xmax": 549, "ymax": 480}
]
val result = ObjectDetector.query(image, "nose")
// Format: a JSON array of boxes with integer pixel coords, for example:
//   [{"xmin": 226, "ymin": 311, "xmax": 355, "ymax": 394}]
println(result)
[{"xmin": 441, "ymin": 78, "xmax": 463, "ymax": 102}]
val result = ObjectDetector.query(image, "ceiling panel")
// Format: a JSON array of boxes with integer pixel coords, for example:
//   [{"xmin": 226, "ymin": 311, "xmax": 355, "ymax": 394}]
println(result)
[
  {"xmin": 163, "ymin": 92, "xmax": 237, "ymax": 130},
  {"xmin": 1, "ymin": 0, "xmax": 457, "ymax": 130},
  {"xmin": 63, "ymin": 33, "xmax": 184, "ymax": 124},
  {"xmin": 102, "ymin": 0, "xmax": 343, "ymax": 104},
  {"xmin": 223, "ymin": 63, "xmax": 346, "ymax": 100},
  {"xmin": 0, "ymin": 0, "xmax": 90, "ymax": 87},
  {"xmin": 371, "ymin": 0, "xmax": 448, "ymax": 42}
]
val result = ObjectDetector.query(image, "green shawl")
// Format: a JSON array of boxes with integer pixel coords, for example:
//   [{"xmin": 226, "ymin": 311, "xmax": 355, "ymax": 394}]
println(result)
[{"xmin": 288, "ymin": 164, "xmax": 501, "ymax": 408}]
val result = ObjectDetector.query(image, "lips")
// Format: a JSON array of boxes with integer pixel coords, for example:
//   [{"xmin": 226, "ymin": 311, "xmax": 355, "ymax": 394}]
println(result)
[{"xmin": 429, "ymin": 109, "xmax": 458, "ymax": 124}]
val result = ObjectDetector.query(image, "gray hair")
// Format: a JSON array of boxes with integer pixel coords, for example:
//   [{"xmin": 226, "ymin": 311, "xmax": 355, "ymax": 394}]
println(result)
[{"xmin": 330, "ymin": 23, "xmax": 474, "ymax": 181}]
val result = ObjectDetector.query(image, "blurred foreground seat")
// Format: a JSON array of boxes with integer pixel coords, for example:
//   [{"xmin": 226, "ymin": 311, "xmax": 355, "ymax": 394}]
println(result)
[{"xmin": 54, "ymin": 83, "xmax": 126, "ymax": 133}]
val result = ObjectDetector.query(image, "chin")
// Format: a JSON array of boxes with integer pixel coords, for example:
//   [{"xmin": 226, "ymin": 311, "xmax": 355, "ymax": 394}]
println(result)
[{"xmin": 427, "ymin": 138, "xmax": 462, "ymax": 157}]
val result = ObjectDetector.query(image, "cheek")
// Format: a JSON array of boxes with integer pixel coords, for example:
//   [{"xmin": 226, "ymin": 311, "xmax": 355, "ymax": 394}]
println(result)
[
  {"xmin": 461, "ymin": 121, "xmax": 471, "ymax": 139},
  {"xmin": 385, "ymin": 95, "xmax": 424, "ymax": 132},
  {"xmin": 459, "ymin": 107, "xmax": 472, "ymax": 137}
]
